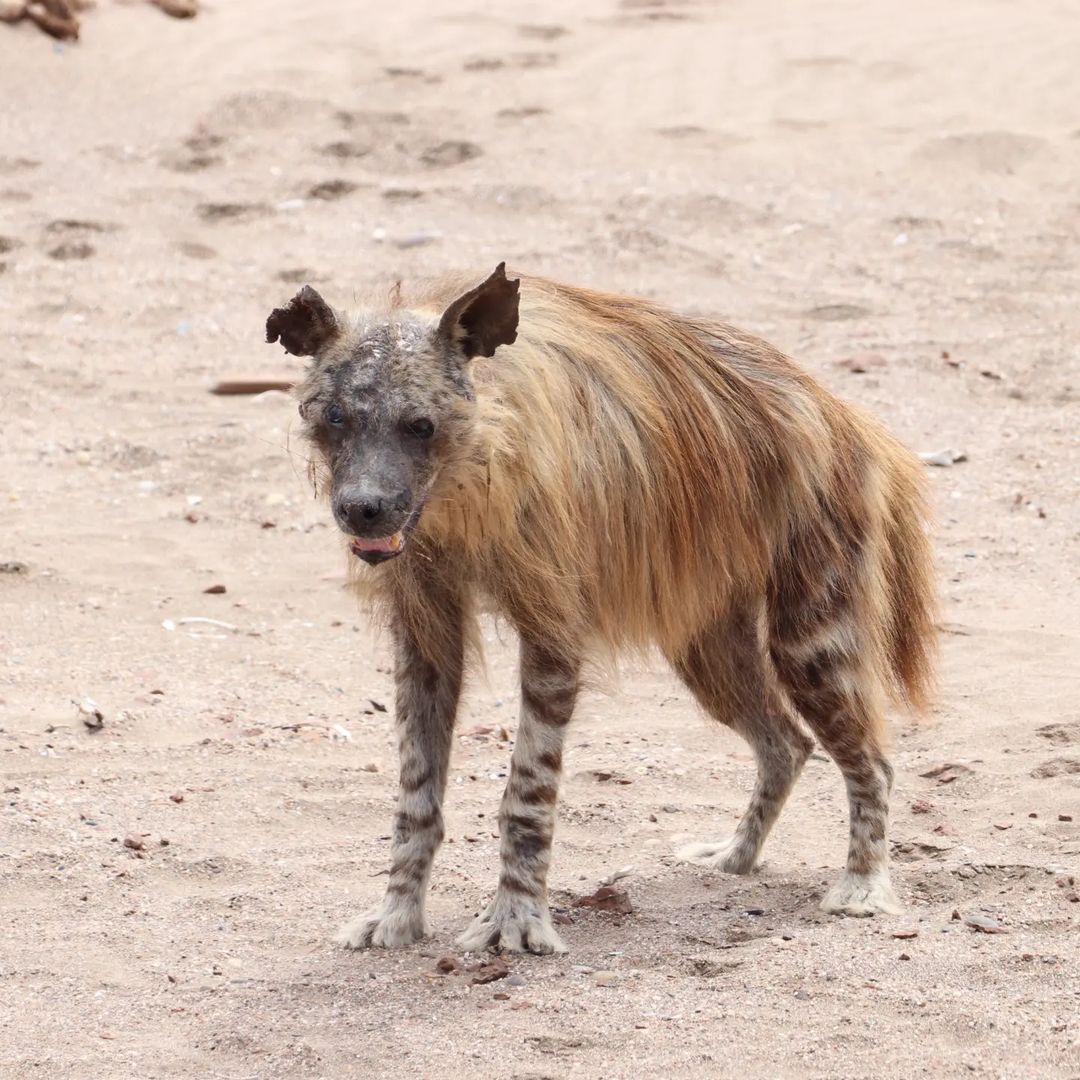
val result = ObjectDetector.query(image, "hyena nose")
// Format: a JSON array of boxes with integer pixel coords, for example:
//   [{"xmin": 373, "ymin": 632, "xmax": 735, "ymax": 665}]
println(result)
[{"xmin": 335, "ymin": 490, "xmax": 411, "ymax": 537}]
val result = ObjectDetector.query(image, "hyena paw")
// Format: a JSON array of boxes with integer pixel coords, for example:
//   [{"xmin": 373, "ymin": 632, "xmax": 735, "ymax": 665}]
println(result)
[
  {"xmin": 676, "ymin": 836, "xmax": 758, "ymax": 875},
  {"xmin": 820, "ymin": 872, "xmax": 903, "ymax": 917},
  {"xmin": 457, "ymin": 896, "xmax": 567, "ymax": 955},
  {"xmin": 334, "ymin": 904, "xmax": 425, "ymax": 949}
]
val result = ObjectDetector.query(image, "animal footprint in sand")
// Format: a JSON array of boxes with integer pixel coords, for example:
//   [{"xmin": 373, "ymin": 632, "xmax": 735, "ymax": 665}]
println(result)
[
  {"xmin": 43, "ymin": 218, "xmax": 111, "ymax": 260},
  {"xmin": 196, "ymin": 202, "xmax": 269, "ymax": 223},
  {"xmin": 307, "ymin": 180, "xmax": 359, "ymax": 201},
  {"xmin": 419, "ymin": 141, "xmax": 482, "ymax": 168}
]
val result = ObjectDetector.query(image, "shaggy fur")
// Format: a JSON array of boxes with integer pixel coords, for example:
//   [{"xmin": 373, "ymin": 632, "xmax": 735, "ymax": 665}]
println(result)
[{"xmin": 267, "ymin": 264, "xmax": 937, "ymax": 953}]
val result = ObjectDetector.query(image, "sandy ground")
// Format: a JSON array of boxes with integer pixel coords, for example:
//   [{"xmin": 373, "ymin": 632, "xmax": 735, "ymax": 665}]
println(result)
[{"xmin": 2, "ymin": 1, "xmax": 1079, "ymax": 1077}]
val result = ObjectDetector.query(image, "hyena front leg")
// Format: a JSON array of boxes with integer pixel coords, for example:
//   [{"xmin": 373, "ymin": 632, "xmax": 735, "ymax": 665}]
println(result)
[
  {"xmin": 458, "ymin": 639, "xmax": 579, "ymax": 955},
  {"xmin": 336, "ymin": 587, "xmax": 464, "ymax": 949}
]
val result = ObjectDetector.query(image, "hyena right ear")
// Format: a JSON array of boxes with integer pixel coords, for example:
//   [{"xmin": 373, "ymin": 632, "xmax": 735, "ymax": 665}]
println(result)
[
  {"xmin": 437, "ymin": 262, "xmax": 520, "ymax": 360},
  {"xmin": 266, "ymin": 286, "xmax": 341, "ymax": 357}
]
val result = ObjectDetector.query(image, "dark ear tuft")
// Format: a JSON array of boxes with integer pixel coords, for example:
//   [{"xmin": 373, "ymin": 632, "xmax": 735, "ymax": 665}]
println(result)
[
  {"xmin": 266, "ymin": 285, "xmax": 340, "ymax": 357},
  {"xmin": 437, "ymin": 262, "xmax": 520, "ymax": 360}
]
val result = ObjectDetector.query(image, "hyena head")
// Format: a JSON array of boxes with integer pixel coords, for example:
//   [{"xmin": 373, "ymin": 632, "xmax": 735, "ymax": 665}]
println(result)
[{"xmin": 266, "ymin": 264, "xmax": 519, "ymax": 564}]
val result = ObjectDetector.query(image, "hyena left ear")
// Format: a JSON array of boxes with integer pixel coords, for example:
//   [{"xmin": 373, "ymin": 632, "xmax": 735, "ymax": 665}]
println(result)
[
  {"xmin": 266, "ymin": 285, "xmax": 341, "ymax": 357},
  {"xmin": 437, "ymin": 262, "xmax": 520, "ymax": 360}
]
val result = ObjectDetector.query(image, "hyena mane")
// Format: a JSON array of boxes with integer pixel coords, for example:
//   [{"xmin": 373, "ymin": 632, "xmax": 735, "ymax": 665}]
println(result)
[{"xmin": 357, "ymin": 272, "xmax": 935, "ymax": 713}]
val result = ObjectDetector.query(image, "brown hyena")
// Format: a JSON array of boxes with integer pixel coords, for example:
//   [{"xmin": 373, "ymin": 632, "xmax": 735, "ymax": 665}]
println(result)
[{"xmin": 266, "ymin": 264, "xmax": 936, "ymax": 954}]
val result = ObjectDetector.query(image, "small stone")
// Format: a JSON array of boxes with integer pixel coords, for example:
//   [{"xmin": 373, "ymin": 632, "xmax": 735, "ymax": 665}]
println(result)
[
  {"xmin": 504, "ymin": 973, "xmax": 526, "ymax": 987},
  {"xmin": 435, "ymin": 956, "xmax": 459, "ymax": 974},
  {"xmin": 598, "ymin": 865, "xmax": 634, "ymax": 887},
  {"xmin": 492, "ymin": 992, "xmax": 510, "ymax": 1001},
  {"xmin": 203, "ymin": 584, "xmax": 227, "ymax": 595},
  {"xmin": 964, "ymin": 913, "xmax": 1009, "ymax": 934},
  {"xmin": 74, "ymin": 697, "xmax": 105, "ymax": 731},
  {"xmin": 919, "ymin": 448, "xmax": 968, "ymax": 468},
  {"xmin": 892, "ymin": 929, "xmax": 919, "ymax": 939},
  {"xmin": 572, "ymin": 886, "xmax": 633, "ymax": 915},
  {"xmin": 169, "ymin": 793, "xmax": 184, "ymax": 803},
  {"xmin": 468, "ymin": 956, "xmax": 510, "ymax": 984},
  {"xmin": 123, "ymin": 834, "xmax": 145, "ymax": 851},
  {"xmin": 898, "ymin": 952, "xmax": 911, "ymax": 961},
  {"xmin": 793, "ymin": 989, "xmax": 811, "ymax": 1000},
  {"xmin": 361, "ymin": 760, "xmax": 381, "ymax": 773},
  {"xmin": 1059, "ymin": 814, "xmax": 1073, "ymax": 822},
  {"xmin": 591, "ymin": 970, "xmax": 619, "ymax": 987}
]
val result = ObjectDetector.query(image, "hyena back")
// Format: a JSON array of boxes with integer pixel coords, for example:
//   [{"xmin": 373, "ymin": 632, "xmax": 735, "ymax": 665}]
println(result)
[{"xmin": 266, "ymin": 264, "xmax": 936, "ymax": 954}]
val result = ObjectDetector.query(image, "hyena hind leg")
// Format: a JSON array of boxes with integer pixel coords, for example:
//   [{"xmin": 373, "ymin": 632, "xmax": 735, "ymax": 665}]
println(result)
[
  {"xmin": 671, "ymin": 610, "xmax": 815, "ymax": 875},
  {"xmin": 770, "ymin": 622, "xmax": 902, "ymax": 916}
]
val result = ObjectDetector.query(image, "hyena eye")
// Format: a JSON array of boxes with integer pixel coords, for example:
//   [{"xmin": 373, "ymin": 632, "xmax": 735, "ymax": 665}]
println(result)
[
  {"xmin": 406, "ymin": 417, "xmax": 435, "ymax": 439},
  {"xmin": 325, "ymin": 404, "xmax": 346, "ymax": 427}
]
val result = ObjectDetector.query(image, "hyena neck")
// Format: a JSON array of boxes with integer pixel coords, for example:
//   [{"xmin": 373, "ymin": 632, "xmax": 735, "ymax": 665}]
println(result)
[{"xmin": 412, "ymin": 414, "xmax": 515, "ymax": 557}]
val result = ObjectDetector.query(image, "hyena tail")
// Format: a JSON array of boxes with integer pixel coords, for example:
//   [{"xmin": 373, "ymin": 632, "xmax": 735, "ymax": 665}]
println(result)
[
  {"xmin": 879, "ymin": 460, "xmax": 937, "ymax": 714},
  {"xmin": 766, "ymin": 449, "xmax": 936, "ymax": 728}
]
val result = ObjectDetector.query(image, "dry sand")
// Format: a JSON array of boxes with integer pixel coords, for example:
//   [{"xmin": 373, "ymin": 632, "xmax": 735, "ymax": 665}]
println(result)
[{"xmin": 1, "ymin": 1, "xmax": 1078, "ymax": 1077}]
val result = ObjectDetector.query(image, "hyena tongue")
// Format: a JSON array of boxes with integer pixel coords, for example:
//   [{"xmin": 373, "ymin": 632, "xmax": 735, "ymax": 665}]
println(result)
[{"xmin": 350, "ymin": 532, "xmax": 405, "ymax": 555}]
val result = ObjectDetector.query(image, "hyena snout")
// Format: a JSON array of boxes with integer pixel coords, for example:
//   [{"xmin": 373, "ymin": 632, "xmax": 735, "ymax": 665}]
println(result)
[{"xmin": 333, "ymin": 488, "xmax": 413, "ymax": 539}]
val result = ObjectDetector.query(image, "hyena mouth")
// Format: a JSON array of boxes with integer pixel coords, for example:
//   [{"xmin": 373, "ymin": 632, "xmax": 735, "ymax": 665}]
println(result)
[
  {"xmin": 347, "ymin": 498, "xmax": 428, "ymax": 565},
  {"xmin": 350, "ymin": 533, "xmax": 406, "ymax": 565}
]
